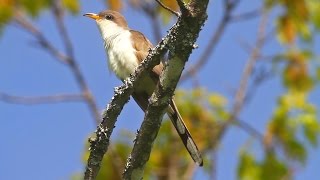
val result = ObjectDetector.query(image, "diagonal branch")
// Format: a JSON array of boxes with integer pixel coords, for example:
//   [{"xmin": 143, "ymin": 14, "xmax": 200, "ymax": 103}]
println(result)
[
  {"xmin": 230, "ymin": 8, "xmax": 262, "ymax": 22},
  {"xmin": 84, "ymin": 0, "xmax": 209, "ymax": 179},
  {"xmin": 231, "ymin": 13, "xmax": 268, "ymax": 117},
  {"xmin": 180, "ymin": 0, "xmax": 238, "ymax": 82},
  {"xmin": 51, "ymin": 1, "xmax": 101, "ymax": 124},
  {"xmin": 11, "ymin": 6, "xmax": 100, "ymax": 124},
  {"xmin": 233, "ymin": 118, "xmax": 265, "ymax": 143},
  {"xmin": 84, "ymin": 28, "xmax": 169, "ymax": 180},
  {"xmin": 13, "ymin": 12, "xmax": 70, "ymax": 65},
  {"xmin": 122, "ymin": 0, "xmax": 209, "ymax": 178},
  {"xmin": 138, "ymin": 3, "xmax": 163, "ymax": 42},
  {"xmin": 212, "ymin": 9, "xmax": 270, "ymax": 149},
  {"xmin": 155, "ymin": 0, "xmax": 180, "ymax": 17}
]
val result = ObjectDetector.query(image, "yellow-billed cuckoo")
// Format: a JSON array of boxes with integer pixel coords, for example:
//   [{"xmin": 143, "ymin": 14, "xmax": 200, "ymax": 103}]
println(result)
[{"xmin": 84, "ymin": 10, "xmax": 203, "ymax": 166}]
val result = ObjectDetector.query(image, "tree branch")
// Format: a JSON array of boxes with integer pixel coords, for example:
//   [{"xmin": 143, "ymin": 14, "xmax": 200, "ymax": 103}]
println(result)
[
  {"xmin": 84, "ymin": 27, "xmax": 169, "ymax": 180},
  {"xmin": 180, "ymin": 0, "xmax": 238, "ymax": 82},
  {"xmin": 233, "ymin": 118, "xmax": 265, "ymax": 143},
  {"xmin": 13, "ymin": 12, "xmax": 70, "ymax": 65},
  {"xmin": 0, "ymin": 92, "xmax": 84, "ymax": 104},
  {"xmin": 176, "ymin": 0, "xmax": 189, "ymax": 15},
  {"xmin": 155, "ymin": 0, "xmax": 180, "ymax": 17},
  {"xmin": 122, "ymin": 0, "xmax": 209, "ymax": 178},
  {"xmin": 231, "ymin": 12, "xmax": 268, "ymax": 117},
  {"xmin": 139, "ymin": 3, "xmax": 163, "ymax": 42},
  {"xmin": 51, "ymin": 1, "xmax": 101, "ymax": 124},
  {"xmin": 212, "ymin": 9, "xmax": 270, "ymax": 149},
  {"xmin": 230, "ymin": 8, "xmax": 262, "ymax": 22},
  {"xmin": 12, "ymin": 8, "xmax": 100, "ymax": 124}
]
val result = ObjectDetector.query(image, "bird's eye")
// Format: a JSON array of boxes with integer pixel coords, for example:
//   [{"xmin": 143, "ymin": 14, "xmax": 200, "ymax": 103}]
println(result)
[{"xmin": 105, "ymin": 15, "xmax": 113, "ymax": 20}]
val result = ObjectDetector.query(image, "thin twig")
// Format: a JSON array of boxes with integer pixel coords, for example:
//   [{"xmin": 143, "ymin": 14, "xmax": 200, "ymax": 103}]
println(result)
[
  {"xmin": 51, "ymin": 2, "xmax": 101, "ymax": 124},
  {"xmin": 233, "ymin": 119, "xmax": 265, "ymax": 142},
  {"xmin": 150, "ymin": 14, "xmax": 162, "ymax": 43},
  {"xmin": 243, "ymin": 68, "xmax": 273, "ymax": 104},
  {"xmin": 210, "ymin": 10, "xmax": 270, "ymax": 153},
  {"xmin": 209, "ymin": 151, "xmax": 217, "ymax": 180},
  {"xmin": 0, "ymin": 92, "xmax": 84, "ymax": 104},
  {"xmin": 233, "ymin": 118, "xmax": 278, "ymax": 152},
  {"xmin": 52, "ymin": 1, "xmax": 74, "ymax": 59},
  {"xmin": 230, "ymin": 9, "xmax": 262, "ymax": 22},
  {"xmin": 183, "ymin": 162, "xmax": 197, "ymax": 180},
  {"xmin": 231, "ymin": 11, "xmax": 268, "ymax": 117},
  {"xmin": 140, "ymin": 4, "xmax": 163, "ymax": 42},
  {"xmin": 180, "ymin": 1, "xmax": 237, "ymax": 82},
  {"xmin": 155, "ymin": 0, "xmax": 180, "ymax": 17},
  {"xmin": 13, "ymin": 12, "xmax": 70, "ymax": 64},
  {"xmin": 181, "ymin": 1, "xmax": 261, "ymax": 82},
  {"xmin": 12, "ymin": 7, "xmax": 101, "ymax": 124}
]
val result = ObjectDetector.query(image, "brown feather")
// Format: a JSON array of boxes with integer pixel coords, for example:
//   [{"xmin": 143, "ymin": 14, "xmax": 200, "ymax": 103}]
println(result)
[{"xmin": 130, "ymin": 29, "xmax": 203, "ymax": 166}]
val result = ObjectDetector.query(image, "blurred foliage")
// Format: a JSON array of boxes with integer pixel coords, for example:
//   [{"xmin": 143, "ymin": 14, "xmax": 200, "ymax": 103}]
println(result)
[
  {"xmin": 0, "ymin": 0, "xmax": 177, "ymax": 34},
  {"xmin": 0, "ymin": 0, "xmax": 80, "ymax": 34},
  {"xmin": 62, "ymin": 0, "xmax": 80, "ymax": 14},
  {"xmin": 106, "ymin": 0, "xmax": 123, "ymax": 11},
  {"xmin": 266, "ymin": 0, "xmax": 320, "ymax": 44},
  {"xmin": 238, "ymin": 0, "xmax": 320, "ymax": 179},
  {"xmin": 72, "ymin": 88, "xmax": 229, "ymax": 179},
  {"xmin": 238, "ymin": 150, "xmax": 290, "ymax": 180},
  {"xmin": 156, "ymin": 0, "xmax": 179, "ymax": 24}
]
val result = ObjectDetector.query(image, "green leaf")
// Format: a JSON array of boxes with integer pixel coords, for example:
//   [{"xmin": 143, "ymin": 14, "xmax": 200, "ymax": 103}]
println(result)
[
  {"xmin": 302, "ymin": 115, "xmax": 320, "ymax": 146},
  {"xmin": 238, "ymin": 151, "xmax": 260, "ymax": 180},
  {"xmin": 62, "ymin": 0, "xmax": 80, "ymax": 14},
  {"xmin": 317, "ymin": 67, "xmax": 320, "ymax": 81},
  {"xmin": 296, "ymin": 21, "xmax": 311, "ymax": 41},
  {"xmin": 0, "ymin": 0, "xmax": 13, "ymax": 34},
  {"xmin": 209, "ymin": 93, "xmax": 227, "ymax": 107},
  {"xmin": 277, "ymin": 15, "xmax": 296, "ymax": 44},
  {"xmin": 308, "ymin": 0, "xmax": 320, "ymax": 30},
  {"xmin": 285, "ymin": 139, "xmax": 307, "ymax": 163},
  {"xmin": 260, "ymin": 152, "xmax": 289, "ymax": 180},
  {"xmin": 19, "ymin": 0, "xmax": 50, "ymax": 17}
]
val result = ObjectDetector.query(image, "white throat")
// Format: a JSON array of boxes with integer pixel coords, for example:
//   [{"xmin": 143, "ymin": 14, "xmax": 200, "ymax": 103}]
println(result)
[{"xmin": 96, "ymin": 20, "xmax": 138, "ymax": 80}]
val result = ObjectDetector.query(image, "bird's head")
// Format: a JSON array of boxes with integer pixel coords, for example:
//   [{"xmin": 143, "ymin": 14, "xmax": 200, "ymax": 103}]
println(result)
[{"xmin": 84, "ymin": 10, "xmax": 128, "ymax": 40}]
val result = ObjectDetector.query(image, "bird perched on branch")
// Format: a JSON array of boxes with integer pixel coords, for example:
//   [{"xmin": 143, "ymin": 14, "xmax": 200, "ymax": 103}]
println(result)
[{"xmin": 84, "ymin": 10, "xmax": 203, "ymax": 166}]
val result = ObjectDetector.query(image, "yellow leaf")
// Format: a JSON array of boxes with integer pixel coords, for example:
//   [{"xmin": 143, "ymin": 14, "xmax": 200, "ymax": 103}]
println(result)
[
  {"xmin": 209, "ymin": 93, "xmax": 227, "ymax": 107},
  {"xmin": 277, "ymin": 15, "xmax": 296, "ymax": 44},
  {"xmin": 62, "ymin": 0, "xmax": 80, "ymax": 14},
  {"xmin": 161, "ymin": 0, "xmax": 179, "ymax": 11},
  {"xmin": 107, "ymin": 0, "xmax": 122, "ymax": 11},
  {"xmin": 290, "ymin": 0, "xmax": 309, "ymax": 21},
  {"xmin": 0, "ymin": 0, "xmax": 13, "ymax": 30},
  {"xmin": 282, "ymin": 91, "xmax": 306, "ymax": 108},
  {"xmin": 282, "ymin": 51, "xmax": 313, "ymax": 91}
]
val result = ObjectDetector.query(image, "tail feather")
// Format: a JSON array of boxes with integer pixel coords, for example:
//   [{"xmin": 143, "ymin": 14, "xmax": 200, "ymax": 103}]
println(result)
[
  {"xmin": 167, "ymin": 100, "xmax": 203, "ymax": 166},
  {"xmin": 132, "ymin": 92, "xmax": 203, "ymax": 166}
]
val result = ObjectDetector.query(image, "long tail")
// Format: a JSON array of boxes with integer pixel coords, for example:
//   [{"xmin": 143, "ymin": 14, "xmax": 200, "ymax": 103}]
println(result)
[{"xmin": 167, "ymin": 99, "xmax": 203, "ymax": 166}]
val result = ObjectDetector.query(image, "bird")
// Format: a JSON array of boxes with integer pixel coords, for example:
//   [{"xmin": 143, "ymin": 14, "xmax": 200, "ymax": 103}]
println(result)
[{"xmin": 84, "ymin": 10, "xmax": 203, "ymax": 166}]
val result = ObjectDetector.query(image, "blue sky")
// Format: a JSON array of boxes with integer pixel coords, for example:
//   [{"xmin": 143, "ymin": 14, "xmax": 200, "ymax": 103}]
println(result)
[{"xmin": 0, "ymin": 0, "xmax": 319, "ymax": 179}]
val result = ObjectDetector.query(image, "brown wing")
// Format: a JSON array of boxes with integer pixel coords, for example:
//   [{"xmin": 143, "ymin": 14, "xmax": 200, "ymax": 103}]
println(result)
[
  {"xmin": 130, "ymin": 30, "xmax": 203, "ymax": 166},
  {"xmin": 130, "ymin": 30, "xmax": 163, "ymax": 82},
  {"xmin": 130, "ymin": 30, "xmax": 153, "ymax": 60}
]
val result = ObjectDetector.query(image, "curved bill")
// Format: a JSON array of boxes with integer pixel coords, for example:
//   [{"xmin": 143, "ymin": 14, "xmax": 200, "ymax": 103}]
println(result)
[{"xmin": 83, "ymin": 13, "xmax": 100, "ymax": 20}]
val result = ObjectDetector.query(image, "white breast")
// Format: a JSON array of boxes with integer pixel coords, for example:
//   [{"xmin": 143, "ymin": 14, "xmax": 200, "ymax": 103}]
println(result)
[
  {"xmin": 96, "ymin": 20, "xmax": 138, "ymax": 80},
  {"xmin": 105, "ymin": 31, "xmax": 138, "ymax": 79}
]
